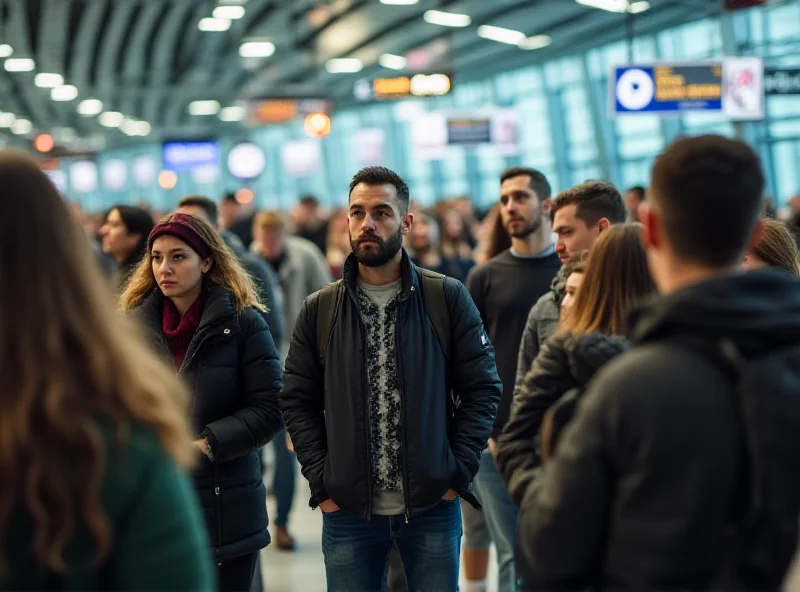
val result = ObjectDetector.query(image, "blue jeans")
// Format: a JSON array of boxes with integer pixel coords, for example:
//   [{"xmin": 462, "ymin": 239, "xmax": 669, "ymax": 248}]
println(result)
[
  {"xmin": 321, "ymin": 499, "xmax": 462, "ymax": 592},
  {"xmin": 272, "ymin": 428, "xmax": 296, "ymax": 527},
  {"xmin": 473, "ymin": 451, "xmax": 518, "ymax": 592}
]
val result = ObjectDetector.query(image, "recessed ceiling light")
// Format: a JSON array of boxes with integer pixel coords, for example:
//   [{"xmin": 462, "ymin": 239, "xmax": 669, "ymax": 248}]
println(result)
[
  {"xmin": 99, "ymin": 111, "xmax": 125, "ymax": 127},
  {"xmin": 11, "ymin": 118, "xmax": 32, "ymax": 135},
  {"xmin": 576, "ymin": 0, "xmax": 650, "ymax": 13},
  {"xmin": 188, "ymin": 100, "xmax": 221, "ymax": 115},
  {"xmin": 4, "ymin": 58, "xmax": 35, "ymax": 72},
  {"xmin": 0, "ymin": 112, "xmax": 16, "ymax": 127},
  {"xmin": 477, "ymin": 25, "xmax": 526, "ymax": 45},
  {"xmin": 379, "ymin": 53, "xmax": 408, "ymax": 70},
  {"xmin": 213, "ymin": 5, "xmax": 246, "ymax": 19},
  {"xmin": 0, "ymin": 44, "xmax": 13, "ymax": 58},
  {"xmin": 198, "ymin": 17, "xmax": 231, "ymax": 31},
  {"xmin": 423, "ymin": 10, "xmax": 471, "ymax": 28},
  {"xmin": 219, "ymin": 105, "xmax": 246, "ymax": 121},
  {"xmin": 51, "ymin": 84, "xmax": 78, "ymax": 101},
  {"xmin": 519, "ymin": 35, "xmax": 552, "ymax": 50},
  {"xmin": 78, "ymin": 99, "xmax": 103, "ymax": 115},
  {"xmin": 380, "ymin": 0, "xmax": 419, "ymax": 4},
  {"xmin": 239, "ymin": 41, "xmax": 275, "ymax": 58},
  {"xmin": 629, "ymin": 1, "xmax": 650, "ymax": 13},
  {"xmin": 326, "ymin": 58, "xmax": 363, "ymax": 74},
  {"xmin": 35, "ymin": 73, "xmax": 64, "ymax": 88}
]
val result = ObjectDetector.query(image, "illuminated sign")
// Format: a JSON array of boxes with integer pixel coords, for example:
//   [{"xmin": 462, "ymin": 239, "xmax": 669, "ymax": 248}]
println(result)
[
  {"xmin": 611, "ymin": 58, "xmax": 764, "ymax": 120},
  {"xmin": 163, "ymin": 141, "xmax": 220, "ymax": 172},
  {"xmin": 247, "ymin": 98, "xmax": 334, "ymax": 124},
  {"xmin": 765, "ymin": 68, "xmax": 800, "ymax": 95},
  {"xmin": 354, "ymin": 73, "xmax": 452, "ymax": 102}
]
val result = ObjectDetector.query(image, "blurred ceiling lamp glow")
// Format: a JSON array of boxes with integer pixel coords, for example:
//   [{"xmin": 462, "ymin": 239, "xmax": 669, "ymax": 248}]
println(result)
[
  {"xmin": 239, "ymin": 41, "xmax": 275, "ymax": 58},
  {"xmin": 78, "ymin": 98, "xmax": 103, "ymax": 115},
  {"xmin": 423, "ymin": 10, "xmax": 471, "ymax": 28},
  {"xmin": 380, "ymin": 0, "xmax": 418, "ymax": 4},
  {"xmin": 121, "ymin": 119, "xmax": 151, "ymax": 137},
  {"xmin": 304, "ymin": 112, "xmax": 331, "ymax": 138},
  {"xmin": 379, "ymin": 53, "xmax": 407, "ymax": 70},
  {"xmin": 0, "ymin": 44, "xmax": 13, "ymax": 58},
  {"xmin": 35, "ymin": 73, "xmax": 63, "ymax": 88},
  {"xmin": 51, "ymin": 84, "xmax": 78, "ymax": 101},
  {"xmin": 189, "ymin": 100, "xmax": 221, "ymax": 115},
  {"xmin": 519, "ymin": 35, "xmax": 552, "ymax": 50},
  {"xmin": 34, "ymin": 133, "xmax": 54, "ymax": 153},
  {"xmin": 477, "ymin": 25, "xmax": 526, "ymax": 45},
  {"xmin": 235, "ymin": 188, "xmax": 254, "ymax": 204},
  {"xmin": 99, "ymin": 111, "xmax": 124, "ymax": 127},
  {"xmin": 4, "ymin": 57, "xmax": 35, "ymax": 72},
  {"xmin": 213, "ymin": 5, "xmax": 245, "ymax": 19},
  {"xmin": 576, "ymin": 0, "xmax": 650, "ymax": 13},
  {"xmin": 158, "ymin": 170, "xmax": 178, "ymax": 190},
  {"xmin": 326, "ymin": 58, "xmax": 363, "ymax": 74},
  {"xmin": 198, "ymin": 17, "xmax": 231, "ymax": 31},
  {"xmin": 0, "ymin": 112, "xmax": 15, "ymax": 127},
  {"xmin": 220, "ymin": 105, "xmax": 246, "ymax": 121},
  {"xmin": 11, "ymin": 118, "xmax": 32, "ymax": 135}
]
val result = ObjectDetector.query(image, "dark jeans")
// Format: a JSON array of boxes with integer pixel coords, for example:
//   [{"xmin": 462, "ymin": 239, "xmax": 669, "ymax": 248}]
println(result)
[
  {"xmin": 322, "ymin": 499, "xmax": 462, "ymax": 592},
  {"xmin": 272, "ymin": 428, "xmax": 296, "ymax": 527},
  {"xmin": 218, "ymin": 552, "xmax": 259, "ymax": 592}
]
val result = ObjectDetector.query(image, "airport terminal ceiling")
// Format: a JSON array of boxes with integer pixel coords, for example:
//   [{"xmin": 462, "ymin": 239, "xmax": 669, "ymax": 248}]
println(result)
[{"xmin": 0, "ymin": 0, "xmax": 725, "ymax": 150}]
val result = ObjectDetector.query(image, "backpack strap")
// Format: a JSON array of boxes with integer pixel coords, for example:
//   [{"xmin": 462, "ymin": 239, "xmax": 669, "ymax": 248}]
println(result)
[
  {"xmin": 316, "ymin": 280, "xmax": 344, "ymax": 364},
  {"xmin": 419, "ymin": 269, "xmax": 451, "ymax": 361}
]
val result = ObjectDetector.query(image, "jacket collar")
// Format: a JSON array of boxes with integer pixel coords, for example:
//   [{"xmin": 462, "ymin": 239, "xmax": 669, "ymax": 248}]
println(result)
[
  {"xmin": 139, "ymin": 282, "xmax": 237, "ymax": 334},
  {"xmin": 342, "ymin": 248, "xmax": 415, "ymax": 301}
]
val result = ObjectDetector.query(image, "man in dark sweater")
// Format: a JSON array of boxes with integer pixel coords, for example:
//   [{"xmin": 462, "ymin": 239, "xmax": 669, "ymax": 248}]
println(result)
[{"xmin": 466, "ymin": 167, "xmax": 560, "ymax": 591}]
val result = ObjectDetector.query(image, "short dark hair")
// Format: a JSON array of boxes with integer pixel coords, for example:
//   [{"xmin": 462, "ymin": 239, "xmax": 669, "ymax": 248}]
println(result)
[
  {"xmin": 626, "ymin": 186, "xmax": 646, "ymax": 202},
  {"xmin": 349, "ymin": 166, "xmax": 410, "ymax": 213},
  {"xmin": 651, "ymin": 134, "xmax": 765, "ymax": 267},
  {"xmin": 500, "ymin": 167, "xmax": 552, "ymax": 201},
  {"xmin": 221, "ymin": 192, "xmax": 237, "ymax": 204},
  {"xmin": 178, "ymin": 195, "xmax": 217, "ymax": 223},
  {"xmin": 551, "ymin": 181, "xmax": 626, "ymax": 226},
  {"xmin": 299, "ymin": 194, "xmax": 319, "ymax": 207}
]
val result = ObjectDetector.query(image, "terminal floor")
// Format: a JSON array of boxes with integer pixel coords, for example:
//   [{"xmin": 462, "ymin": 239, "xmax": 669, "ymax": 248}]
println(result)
[{"xmin": 258, "ymin": 465, "xmax": 499, "ymax": 592}]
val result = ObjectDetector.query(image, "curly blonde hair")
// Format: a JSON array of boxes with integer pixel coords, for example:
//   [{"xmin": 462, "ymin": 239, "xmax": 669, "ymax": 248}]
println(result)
[{"xmin": 119, "ymin": 213, "xmax": 266, "ymax": 313}]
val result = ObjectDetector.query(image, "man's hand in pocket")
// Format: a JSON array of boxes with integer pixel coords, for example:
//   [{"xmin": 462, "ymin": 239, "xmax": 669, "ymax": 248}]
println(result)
[
  {"xmin": 442, "ymin": 488, "xmax": 459, "ymax": 501},
  {"xmin": 319, "ymin": 499, "xmax": 340, "ymax": 513}
]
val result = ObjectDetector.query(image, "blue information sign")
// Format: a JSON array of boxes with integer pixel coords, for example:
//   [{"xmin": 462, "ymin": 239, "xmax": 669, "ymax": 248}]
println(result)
[
  {"xmin": 163, "ymin": 141, "xmax": 220, "ymax": 172},
  {"xmin": 612, "ymin": 63, "xmax": 723, "ymax": 116}
]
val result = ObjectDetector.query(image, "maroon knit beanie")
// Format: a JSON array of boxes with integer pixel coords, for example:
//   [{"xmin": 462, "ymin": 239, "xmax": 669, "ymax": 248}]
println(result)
[{"xmin": 147, "ymin": 213, "xmax": 213, "ymax": 258}]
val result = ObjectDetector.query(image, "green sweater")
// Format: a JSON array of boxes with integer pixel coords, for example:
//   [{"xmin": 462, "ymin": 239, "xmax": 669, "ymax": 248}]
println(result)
[{"xmin": 2, "ymin": 420, "xmax": 214, "ymax": 591}]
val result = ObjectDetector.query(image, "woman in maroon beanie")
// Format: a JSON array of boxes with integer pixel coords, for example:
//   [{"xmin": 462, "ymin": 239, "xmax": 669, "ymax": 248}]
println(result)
[{"xmin": 120, "ymin": 213, "xmax": 283, "ymax": 591}]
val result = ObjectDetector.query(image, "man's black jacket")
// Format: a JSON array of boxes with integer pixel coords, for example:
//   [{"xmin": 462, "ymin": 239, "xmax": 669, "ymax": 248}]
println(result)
[{"xmin": 280, "ymin": 250, "xmax": 501, "ymax": 520}]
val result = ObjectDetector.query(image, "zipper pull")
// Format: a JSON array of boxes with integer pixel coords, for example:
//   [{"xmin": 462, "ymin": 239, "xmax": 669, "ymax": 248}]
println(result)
[
  {"xmin": 405, "ymin": 512, "xmax": 409, "ymax": 524},
  {"xmin": 215, "ymin": 486, "xmax": 220, "ymax": 496}
]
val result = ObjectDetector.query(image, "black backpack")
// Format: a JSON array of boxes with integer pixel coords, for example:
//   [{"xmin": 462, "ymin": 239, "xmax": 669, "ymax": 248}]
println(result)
[{"xmin": 315, "ymin": 269, "xmax": 452, "ymax": 365}]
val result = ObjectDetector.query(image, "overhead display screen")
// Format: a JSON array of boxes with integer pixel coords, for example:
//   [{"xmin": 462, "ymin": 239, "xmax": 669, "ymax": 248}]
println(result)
[
  {"xmin": 354, "ymin": 73, "xmax": 452, "ymax": 102},
  {"xmin": 162, "ymin": 141, "xmax": 220, "ymax": 172}
]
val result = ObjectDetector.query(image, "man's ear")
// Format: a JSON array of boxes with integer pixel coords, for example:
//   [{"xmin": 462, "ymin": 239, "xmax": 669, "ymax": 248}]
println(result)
[
  {"xmin": 597, "ymin": 218, "xmax": 611, "ymax": 233},
  {"xmin": 639, "ymin": 203, "xmax": 659, "ymax": 249},
  {"xmin": 541, "ymin": 198, "xmax": 553, "ymax": 219},
  {"xmin": 401, "ymin": 212, "xmax": 414, "ymax": 234}
]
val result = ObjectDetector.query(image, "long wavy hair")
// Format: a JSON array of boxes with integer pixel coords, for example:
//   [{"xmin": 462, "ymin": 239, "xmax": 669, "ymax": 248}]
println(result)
[
  {"xmin": 749, "ymin": 217, "xmax": 800, "ymax": 277},
  {"xmin": 562, "ymin": 224, "xmax": 656, "ymax": 336},
  {"xmin": 0, "ymin": 152, "xmax": 196, "ymax": 575},
  {"xmin": 119, "ymin": 212, "xmax": 265, "ymax": 313}
]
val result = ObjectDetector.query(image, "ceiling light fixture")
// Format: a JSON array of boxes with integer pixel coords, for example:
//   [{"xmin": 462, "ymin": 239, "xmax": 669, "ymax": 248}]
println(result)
[
  {"xmin": 239, "ymin": 41, "xmax": 275, "ymax": 58},
  {"xmin": 11, "ymin": 118, "xmax": 32, "ymax": 135},
  {"xmin": 380, "ymin": 0, "xmax": 419, "ymax": 4},
  {"xmin": 51, "ymin": 84, "xmax": 78, "ymax": 101},
  {"xmin": 379, "ymin": 53, "xmax": 408, "ymax": 70},
  {"xmin": 423, "ymin": 10, "xmax": 471, "ymax": 28},
  {"xmin": 99, "ymin": 111, "xmax": 125, "ymax": 127},
  {"xmin": 576, "ymin": 0, "xmax": 650, "ymax": 13},
  {"xmin": 477, "ymin": 25, "xmax": 526, "ymax": 45},
  {"xmin": 78, "ymin": 98, "xmax": 103, "ymax": 115},
  {"xmin": 198, "ymin": 17, "xmax": 231, "ymax": 31},
  {"xmin": 0, "ymin": 112, "xmax": 15, "ymax": 127},
  {"xmin": 35, "ymin": 73, "xmax": 64, "ymax": 88},
  {"xmin": 0, "ymin": 44, "xmax": 13, "ymax": 58},
  {"xmin": 326, "ymin": 58, "xmax": 363, "ymax": 74},
  {"xmin": 219, "ymin": 105, "xmax": 246, "ymax": 121},
  {"xmin": 4, "ymin": 57, "xmax": 35, "ymax": 72},
  {"xmin": 213, "ymin": 5, "xmax": 245, "ymax": 19},
  {"xmin": 519, "ymin": 35, "xmax": 552, "ymax": 50},
  {"xmin": 188, "ymin": 100, "xmax": 221, "ymax": 115}
]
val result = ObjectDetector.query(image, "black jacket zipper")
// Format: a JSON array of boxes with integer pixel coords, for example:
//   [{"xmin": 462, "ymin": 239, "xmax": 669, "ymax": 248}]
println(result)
[{"xmin": 395, "ymin": 310, "xmax": 411, "ymax": 524}]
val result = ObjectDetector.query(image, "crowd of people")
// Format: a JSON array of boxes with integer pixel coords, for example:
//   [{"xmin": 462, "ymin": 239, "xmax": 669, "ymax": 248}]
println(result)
[{"xmin": 3, "ymin": 132, "xmax": 800, "ymax": 592}]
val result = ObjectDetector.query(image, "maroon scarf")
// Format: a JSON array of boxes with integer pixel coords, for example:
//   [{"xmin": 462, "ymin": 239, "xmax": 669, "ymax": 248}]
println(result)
[{"xmin": 162, "ymin": 292, "xmax": 205, "ymax": 369}]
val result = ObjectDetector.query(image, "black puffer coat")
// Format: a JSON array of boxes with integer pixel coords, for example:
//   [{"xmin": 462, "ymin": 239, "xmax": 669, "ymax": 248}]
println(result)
[
  {"xmin": 495, "ymin": 332, "xmax": 628, "ymax": 506},
  {"xmin": 138, "ymin": 284, "xmax": 284, "ymax": 562}
]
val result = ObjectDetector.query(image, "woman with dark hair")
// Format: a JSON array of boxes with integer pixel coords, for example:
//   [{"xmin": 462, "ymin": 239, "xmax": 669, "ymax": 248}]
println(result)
[
  {"xmin": 0, "ymin": 152, "xmax": 213, "ymax": 589},
  {"xmin": 474, "ymin": 204, "xmax": 512, "ymax": 264},
  {"xmin": 100, "ymin": 204, "xmax": 155, "ymax": 292},
  {"xmin": 496, "ymin": 224, "xmax": 656, "ymax": 506},
  {"xmin": 120, "ymin": 213, "xmax": 284, "ymax": 592},
  {"xmin": 743, "ymin": 217, "xmax": 800, "ymax": 277}
]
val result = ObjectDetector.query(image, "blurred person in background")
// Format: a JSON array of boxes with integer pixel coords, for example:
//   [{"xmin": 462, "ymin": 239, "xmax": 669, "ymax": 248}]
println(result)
[
  {"xmin": 518, "ymin": 135, "xmax": 800, "ymax": 590},
  {"xmin": 558, "ymin": 253, "xmax": 587, "ymax": 322},
  {"xmin": 450, "ymin": 195, "xmax": 480, "ymax": 248},
  {"xmin": 742, "ymin": 217, "xmax": 800, "ymax": 277},
  {"xmin": 326, "ymin": 208, "xmax": 351, "ymax": 280},
  {"xmin": 219, "ymin": 192, "xmax": 257, "ymax": 249},
  {"xmin": 0, "ymin": 152, "xmax": 213, "ymax": 590},
  {"xmin": 407, "ymin": 211, "xmax": 445, "ymax": 272},
  {"xmin": 466, "ymin": 167, "xmax": 561, "ymax": 592},
  {"xmin": 624, "ymin": 185, "xmax": 646, "ymax": 222},
  {"xmin": 100, "ymin": 204, "xmax": 154, "ymax": 294},
  {"xmin": 120, "ymin": 213, "xmax": 284, "ymax": 591},
  {"xmin": 497, "ymin": 225, "xmax": 655, "ymax": 510},
  {"xmin": 474, "ymin": 204, "xmax": 512, "ymax": 265},
  {"xmin": 69, "ymin": 201, "xmax": 115, "ymax": 279},
  {"xmin": 292, "ymin": 194, "xmax": 330, "ymax": 255},
  {"xmin": 251, "ymin": 211, "xmax": 332, "ymax": 551},
  {"xmin": 439, "ymin": 208, "xmax": 477, "ymax": 282}
]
